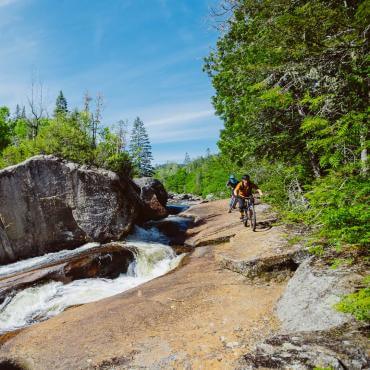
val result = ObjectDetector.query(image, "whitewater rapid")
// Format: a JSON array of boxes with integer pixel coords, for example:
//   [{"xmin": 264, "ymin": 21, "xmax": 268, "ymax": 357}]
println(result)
[{"xmin": 0, "ymin": 226, "xmax": 183, "ymax": 334}]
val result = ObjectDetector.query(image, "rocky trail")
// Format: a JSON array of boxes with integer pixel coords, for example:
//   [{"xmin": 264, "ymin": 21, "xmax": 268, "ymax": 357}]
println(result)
[{"xmin": 0, "ymin": 199, "xmax": 368, "ymax": 369}]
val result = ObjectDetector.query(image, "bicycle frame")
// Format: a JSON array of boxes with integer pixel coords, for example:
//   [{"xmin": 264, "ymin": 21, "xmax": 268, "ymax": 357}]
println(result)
[{"xmin": 239, "ymin": 196, "xmax": 256, "ymax": 231}]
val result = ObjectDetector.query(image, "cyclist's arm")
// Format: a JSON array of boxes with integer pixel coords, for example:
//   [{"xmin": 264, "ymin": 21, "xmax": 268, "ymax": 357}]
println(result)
[
  {"xmin": 233, "ymin": 182, "xmax": 241, "ymax": 197},
  {"xmin": 252, "ymin": 182, "xmax": 263, "ymax": 196}
]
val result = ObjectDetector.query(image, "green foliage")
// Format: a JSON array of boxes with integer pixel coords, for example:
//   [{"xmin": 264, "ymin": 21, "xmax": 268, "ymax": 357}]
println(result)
[
  {"xmin": 0, "ymin": 139, "xmax": 38, "ymax": 168},
  {"xmin": 202, "ymin": 0, "xmax": 369, "ymax": 263},
  {"xmin": 155, "ymin": 154, "xmax": 235, "ymax": 197},
  {"xmin": 156, "ymin": 153, "xmax": 270, "ymax": 198},
  {"xmin": 95, "ymin": 127, "xmax": 132, "ymax": 176},
  {"xmin": 308, "ymin": 245, "xmax": 325, "ymax": 257},
  {"xmin": 304, "ymin": 173, "xmax": 370, "ymax": 247},
  {"xmin": 36, "ymin": 115, "xmax": 93, "ymax": 164},
  {"xmin": 0, "ymin": 107, "xmax": 12, "ymax": 152},
  {"xmin": 205, "ymin": 0, "xmax": 368, "ymax": 170},
  {"xmin": 330, "ymin": 258, "xmax": 354, "ymax": 270},
  {"xmin": 335, "ymin": 276, "xmax": 370, "ymax": 322},
  {"xmin": 0, "ymin": 93, "xmax": 133, "ymax": 177}
]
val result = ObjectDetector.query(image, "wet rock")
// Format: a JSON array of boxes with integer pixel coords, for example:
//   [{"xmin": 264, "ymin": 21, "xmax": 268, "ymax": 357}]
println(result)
[
  {"xmin": 276, "ymin": 258, "xmax": 360, "ymax": 332},
  {"xmin": 168, "ymin": 192, "xmax": 203, "ymax": 203},
  {"xmin": 133, "ymin": 177, "xmax": 168, "ymax": 220},
  {"xmin": 236, "ymin": 325, "xmax": 369, "ymax": 370},
  {"xmin": 147, "ymin": 216, "xmax": 193, "ymax": 246},
  {"xmin": 0, "ymin": 242, "xmax": 135, "ymax": 302},
  {"xmin": 0, "ymin": 155, "xmax": 140, "ymax": 264},
  {"xmin": 166, "ymin": 204, "xmax": 189, "ymax": 215}
]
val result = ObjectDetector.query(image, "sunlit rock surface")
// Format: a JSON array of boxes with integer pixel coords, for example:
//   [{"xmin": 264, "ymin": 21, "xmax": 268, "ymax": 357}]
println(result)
[{"xmin": 0, "ymin": 155, "xmax": 139, "ymax": 264}]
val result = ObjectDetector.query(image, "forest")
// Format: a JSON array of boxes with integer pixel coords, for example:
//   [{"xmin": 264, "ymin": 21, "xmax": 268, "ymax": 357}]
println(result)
[
  {"xmin": 0, "ymin": 90, "xmax": 153, "ymax": 177},
  {"xmin": 156, "ymin": 0, "xmax": 369, "ymax": 319}
]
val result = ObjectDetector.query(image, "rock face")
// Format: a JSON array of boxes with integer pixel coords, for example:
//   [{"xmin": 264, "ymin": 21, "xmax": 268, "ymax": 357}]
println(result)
[
  {"xmin": 133, "ymin": 177, "xmax": 168, "ymax": 220},
  {"xmin": 238, "ymin": 257, "xmax": 368, "ymax": 369},
  {"xmin": 276, "ymin": 258, "xmax": 358, "ymax": 332},
  {"xmin": 0, "ymin": 155, "xmax": 140, "ymax": 264},
  {"xmin": 237, "ymin": 325, "xmax": 369, "ymax": 370}
]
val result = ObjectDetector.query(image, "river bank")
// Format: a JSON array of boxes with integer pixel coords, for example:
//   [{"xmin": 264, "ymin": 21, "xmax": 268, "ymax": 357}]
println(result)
[{"xmin": 0, "ymin": 199, "xmax": 368, "ymax": 369}]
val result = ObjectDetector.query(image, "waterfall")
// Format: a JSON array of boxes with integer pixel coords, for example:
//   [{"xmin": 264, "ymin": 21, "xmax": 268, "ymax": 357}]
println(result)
[{"xmin": 0, "ymin": 226, "xmax": 183, "ymax": 334}]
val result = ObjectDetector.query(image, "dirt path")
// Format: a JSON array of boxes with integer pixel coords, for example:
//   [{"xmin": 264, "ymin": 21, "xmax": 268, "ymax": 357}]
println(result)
[{"xmin": 0, "ymin": 200, "xmax": 290, "ymax": 369}]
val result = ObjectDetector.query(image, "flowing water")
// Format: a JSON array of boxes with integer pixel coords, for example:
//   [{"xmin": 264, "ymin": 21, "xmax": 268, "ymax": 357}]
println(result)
[{"xmin": 0, "ymin": 225, "xmax": 184, "ymax": 334}]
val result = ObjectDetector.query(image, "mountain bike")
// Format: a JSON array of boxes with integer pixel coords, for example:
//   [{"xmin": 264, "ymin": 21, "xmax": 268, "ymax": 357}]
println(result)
[{"xmin": 240, "ymin": 196, "xmax": 257, "ymax": 231}]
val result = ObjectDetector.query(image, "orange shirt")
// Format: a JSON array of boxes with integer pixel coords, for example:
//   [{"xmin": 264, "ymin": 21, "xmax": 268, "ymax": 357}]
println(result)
[{"xmin": 234, "ymin": 181, "xmax": 258, "ymax": 197}]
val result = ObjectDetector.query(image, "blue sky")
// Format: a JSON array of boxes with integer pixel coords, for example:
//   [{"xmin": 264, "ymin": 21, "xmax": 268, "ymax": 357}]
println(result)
[{"xmin": 0, "ymin": 0, "xmax": 223, "ymax": 164}]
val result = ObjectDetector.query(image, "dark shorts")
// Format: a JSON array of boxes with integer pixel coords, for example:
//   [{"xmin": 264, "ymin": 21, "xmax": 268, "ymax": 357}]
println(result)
[
  {"xmin": 237, "ymin": 197, "xmax": 246, "ymax": 210},
  {"xmin": 238, "ymin": 197, "xmax": 253, "ymax": 210}
]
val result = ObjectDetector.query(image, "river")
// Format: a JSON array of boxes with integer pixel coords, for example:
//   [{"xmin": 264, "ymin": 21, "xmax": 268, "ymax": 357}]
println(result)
[{"xmin": 0, "ymin": 210, "xmax": 189, "ymax": 334}]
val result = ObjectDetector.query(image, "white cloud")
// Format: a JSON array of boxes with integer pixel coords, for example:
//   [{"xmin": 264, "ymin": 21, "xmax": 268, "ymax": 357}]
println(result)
[{"xmin": 147, "ymin": 109, "xmax": 214, "ymax": 127}]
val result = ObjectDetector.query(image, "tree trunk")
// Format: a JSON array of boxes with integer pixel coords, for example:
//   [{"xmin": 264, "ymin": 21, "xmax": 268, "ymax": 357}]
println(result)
[{"xmin": 308, "ymin": 151, "xmax": 321, "ymax": 178}]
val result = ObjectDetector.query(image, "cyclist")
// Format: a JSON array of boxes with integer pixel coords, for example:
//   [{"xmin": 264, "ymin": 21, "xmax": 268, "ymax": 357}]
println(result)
[
  {"xmin": 234, "ymin": 174, "xmax": 263, "ymax": 220},
  {"xmin": 226, "ymin": 175, "xmax": 239, "ymax": 213}
]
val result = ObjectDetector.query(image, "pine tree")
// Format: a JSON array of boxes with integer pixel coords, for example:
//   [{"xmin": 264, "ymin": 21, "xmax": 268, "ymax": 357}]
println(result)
[
  {"xmin": 184, "ymin": 152, "xmax": 191, "ymax": 165},
  {"xmin": 129, "ymin": 117, "xmax": 153, "ymax": 177},
  {"xmin": 14, "ymin": 104, "xmax": 21, "ymax": 120},
  {"xmin": 54, "ymin": 90, "xmax": 68, "ymax": 116},
  {"xmin": 21, "ymin": 106, "xmax": 26, "ymax": 119}
]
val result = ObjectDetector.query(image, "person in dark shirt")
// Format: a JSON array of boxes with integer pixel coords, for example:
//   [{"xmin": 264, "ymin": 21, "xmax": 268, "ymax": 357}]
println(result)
[{"xmin": 226, "ymin": 175, "xmax": 239, "ymax": 213}]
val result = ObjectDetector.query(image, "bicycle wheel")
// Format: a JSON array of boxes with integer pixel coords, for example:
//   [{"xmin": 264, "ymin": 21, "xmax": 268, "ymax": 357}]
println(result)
[
  {"xmin": 250, "ymin": 206, "xmax": 256, "ymax": 231},
  {"xmin": 243, "ymin": 212, "xmax": 249, "ymax": 227}
]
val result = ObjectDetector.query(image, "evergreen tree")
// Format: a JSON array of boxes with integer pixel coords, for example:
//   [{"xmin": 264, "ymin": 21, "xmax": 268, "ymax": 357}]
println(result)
[
  {"xmin": 14, "ymin": 104, "xmax": 21, "ymax": 120},
  {"xmin": 184, "ymin": 152, "xmax": 191, "ymax": 165},
  {"xmin": 129, "ymin": 117, "xmax": 153, "ymax": 176},
  {"xmin": 20, "ymin": 106, "xmax": 26, "ymax": 119},
  {"xmin": 54, "ymin": 90, "xmax": 68, "ymax": 116}
]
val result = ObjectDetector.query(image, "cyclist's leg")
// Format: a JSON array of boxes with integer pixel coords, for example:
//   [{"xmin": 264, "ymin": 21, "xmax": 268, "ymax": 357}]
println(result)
[
  {"xmin": 232, "ymin": 195, "xmax": 237, "ymax": 209},
  {"xmin": 238, "ymin": 197, "xmax": 245, "ymax": 219},
  {"xmin": 228, "ymin": 194, "xmax": 234, "ymax": 212}
]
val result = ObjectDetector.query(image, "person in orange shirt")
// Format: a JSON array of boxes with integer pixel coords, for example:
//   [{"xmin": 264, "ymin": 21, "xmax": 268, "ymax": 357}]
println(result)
[{"xmin": 234, "ymin": 174, "xmax": 263, "ymax": 220}]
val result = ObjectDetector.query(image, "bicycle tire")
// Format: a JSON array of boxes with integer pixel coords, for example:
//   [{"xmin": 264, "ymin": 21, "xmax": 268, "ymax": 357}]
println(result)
[
  {"xmin": 243, "ymin": 215, "xmax": 248, "ymax": 227},
  {"xmin": 250, "ymin": 206, "xmax": 256, "ymax": 231}
]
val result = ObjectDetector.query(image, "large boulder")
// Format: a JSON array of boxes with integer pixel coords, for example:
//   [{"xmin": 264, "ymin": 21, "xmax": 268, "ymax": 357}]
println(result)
[
  {"xmin": 276, "ymin": 258, "xmax": 359, "ymax": 332},
  {"xmin": 0, "ymin": 155, "xmax": 140, "ymax": 264},
  {"xmin": 133, "ymin": 177, "xmax": 169, "ymax": 220}
]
